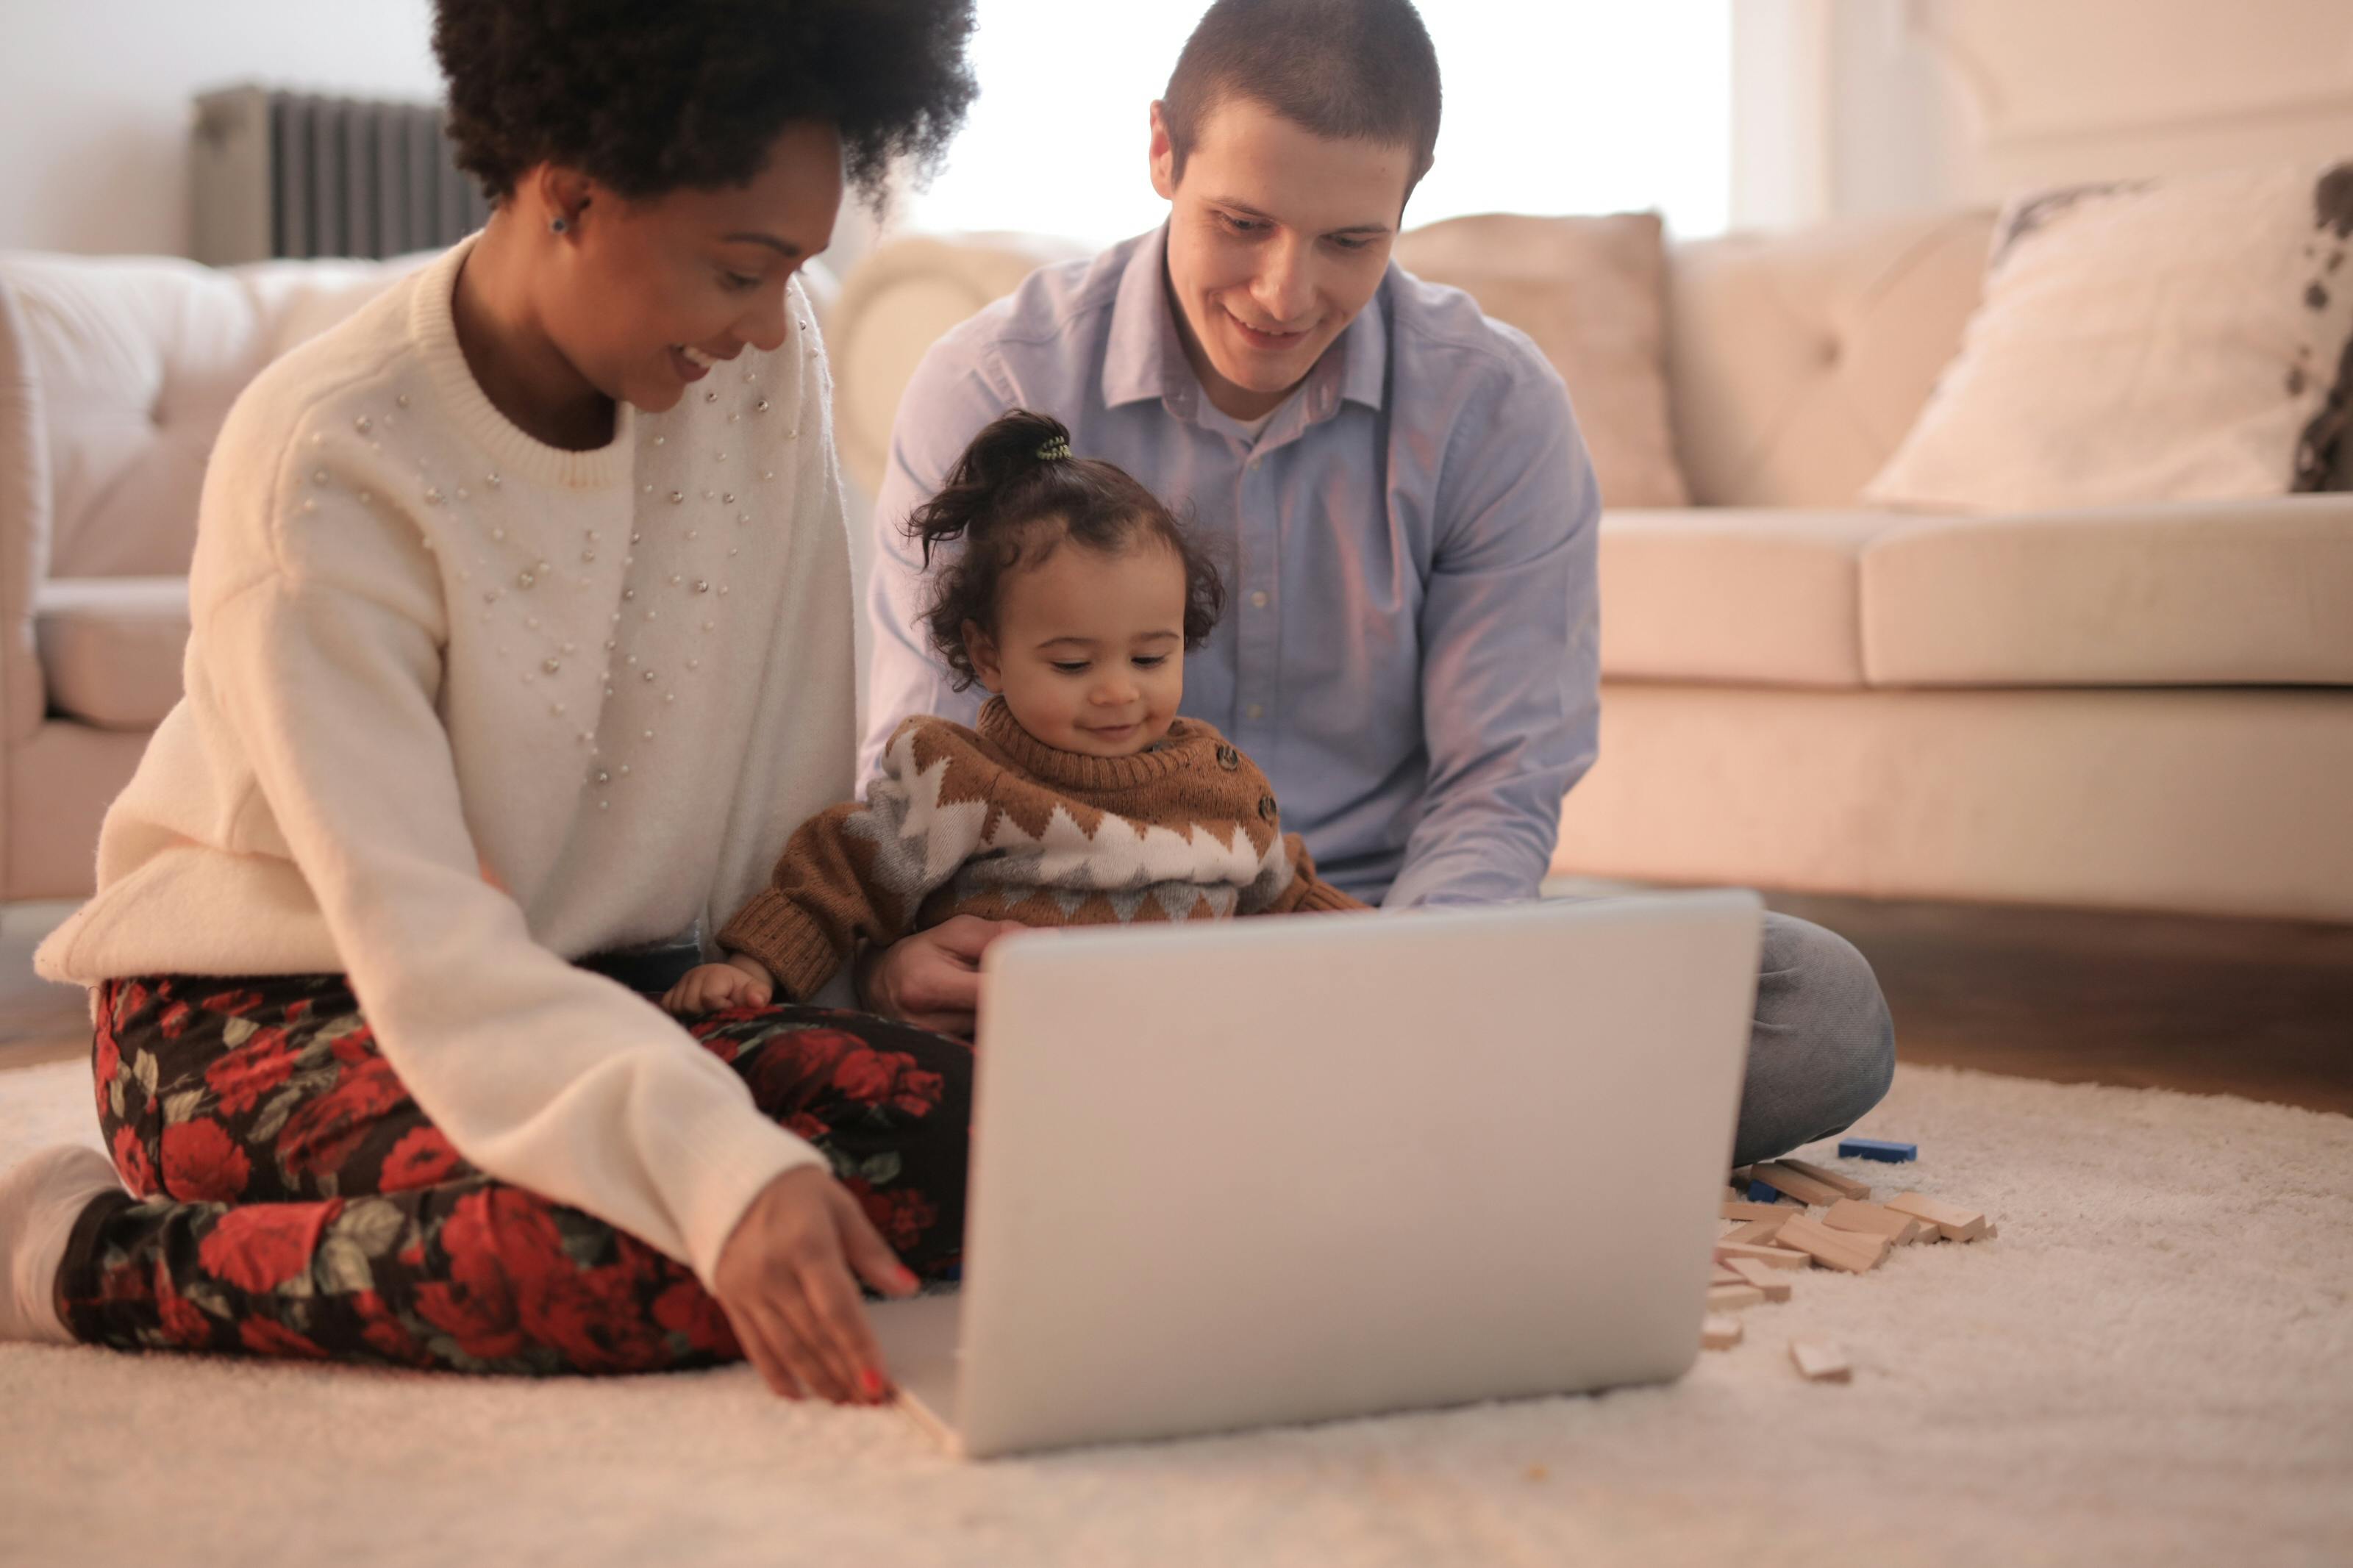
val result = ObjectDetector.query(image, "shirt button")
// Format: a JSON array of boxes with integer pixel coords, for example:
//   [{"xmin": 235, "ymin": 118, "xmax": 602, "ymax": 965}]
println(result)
[
  {"xmin": 1249, "ymin": 590, "xmax": 1269, "ymax": 609},
  {"xmin": 1246, "ymin": 703, "xmax": 1265, "ymax": 720}
]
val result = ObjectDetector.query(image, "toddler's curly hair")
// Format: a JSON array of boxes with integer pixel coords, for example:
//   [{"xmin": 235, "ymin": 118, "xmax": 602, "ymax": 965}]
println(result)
[{"xmin": 907, "ymin": 411, "xmax": 1226, "ymax": 690}]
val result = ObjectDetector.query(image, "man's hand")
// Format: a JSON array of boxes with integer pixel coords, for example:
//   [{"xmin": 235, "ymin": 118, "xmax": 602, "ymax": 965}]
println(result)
[
  {"xmin": 663, "ymin": 953, "xmax": 776, "ymax": 1017},
  {"xmin": 856, "ymin": 916, "xmax": 1026, "ymax": 1037},
  {"xmin": 713, "ymin": 1164, "xmax": 918, "ymax": 1403}
]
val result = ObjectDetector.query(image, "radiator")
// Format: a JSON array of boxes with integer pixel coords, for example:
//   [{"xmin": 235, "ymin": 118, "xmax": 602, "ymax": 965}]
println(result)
[{"xmin": 190, "ymin": 85, "xmax": 492, "ymax": 265}]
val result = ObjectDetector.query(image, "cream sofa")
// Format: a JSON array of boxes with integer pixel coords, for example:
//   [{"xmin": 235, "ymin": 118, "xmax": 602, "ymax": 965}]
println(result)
[
  {"xmin": 0, "ymin": 251, "xmax": 440, "ymax": 899},
  {"xmin": 827, "ymin": 210, "xmax": 2353, "ymax": 923}
]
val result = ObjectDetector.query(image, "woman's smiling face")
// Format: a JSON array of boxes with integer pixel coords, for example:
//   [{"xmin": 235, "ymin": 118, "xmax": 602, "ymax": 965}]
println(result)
[{"xmin": 536, "ymin": 118, "xmax": 844, "ymax": 414}]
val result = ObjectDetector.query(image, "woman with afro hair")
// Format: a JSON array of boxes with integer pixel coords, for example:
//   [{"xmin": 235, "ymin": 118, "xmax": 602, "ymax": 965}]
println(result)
[{"xmin": 7, "ymin": 0, "xmax": 979, "ymax": 1407}]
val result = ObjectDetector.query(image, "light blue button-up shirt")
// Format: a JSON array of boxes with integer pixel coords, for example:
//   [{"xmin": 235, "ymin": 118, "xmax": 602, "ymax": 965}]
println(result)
[{"xmin": 863, "ymin": 226, "xmax": 1600, "ymax": 907}]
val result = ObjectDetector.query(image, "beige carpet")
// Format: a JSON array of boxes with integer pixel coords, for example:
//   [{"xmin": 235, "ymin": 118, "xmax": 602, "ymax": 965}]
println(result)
[{"xmin": 3, "ymin": 1055, "xmax": 2349, "ymax": 1567}]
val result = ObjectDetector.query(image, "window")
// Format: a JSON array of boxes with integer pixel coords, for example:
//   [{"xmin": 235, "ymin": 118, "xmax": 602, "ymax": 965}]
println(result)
[{"xmin": 898, "ymin": 0, "xmax": 1732, "ymax": 243}]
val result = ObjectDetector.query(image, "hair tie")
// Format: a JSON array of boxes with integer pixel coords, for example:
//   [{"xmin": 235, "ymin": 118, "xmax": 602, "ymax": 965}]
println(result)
[{"xmin": 1036, "ymin": 436, "xmax": 1073, "ymax": 462}]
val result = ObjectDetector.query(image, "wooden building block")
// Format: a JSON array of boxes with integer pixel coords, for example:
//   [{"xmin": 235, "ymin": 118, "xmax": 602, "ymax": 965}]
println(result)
[
  {"xmin": 1820, "ymin": 1199, "xmax": 1916, "ymax": 1242},
  {"xmin": 1721, "ymin": 1220, "xmax": 1779, "ymax": 1246},
  {"xmin": 1789, "ymin": 1340, "xmax": 1851, "ymax": 1382},
  {"xmin": 1715, "ymin": 1241, "xmax": 1809, "ymax": 1270},
  {"xmin": 1722, "ymin": 1200, "xmax": 1789, "ymax": 1222},
  {"xmin": 1774, "ymin": 1157, "xmax": 1871, "ymax": 1201},
  {"xmin": 1747, "ymin": 1162, "xmax": 1846, "ymax": 1206},
  {"xmin": 1838, "ymin": 1137, "xmax": 1917, "ymax": 1163},
  {"xmin": 1775, "ymin": 1214, "xmax": 1889, "ymax": 1274},
  {"xmin": 1725, "ymin": 1257, "xmax": 1793, "ymax": 1300},
  {"xmin": 1882, "ymin": 1192, "xmax": 1990, "ymax": 1242},
  {"xmin": 1701, "ymin": 1314, "xmax": 1743, "ymax": 1350},
  {"xmin": 1712, "ymin": 1264, "xmax": 1744, "ymax": 1287},
  {"xmin": 1707, "ymin": 1284, "xmax": 1766, "ymax": 1312}
]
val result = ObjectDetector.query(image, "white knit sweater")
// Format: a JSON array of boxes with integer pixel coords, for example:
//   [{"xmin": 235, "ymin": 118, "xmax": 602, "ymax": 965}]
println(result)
[{"xmin": 35, "ymin": 237, "xmax": 857, "ymax": 1286}]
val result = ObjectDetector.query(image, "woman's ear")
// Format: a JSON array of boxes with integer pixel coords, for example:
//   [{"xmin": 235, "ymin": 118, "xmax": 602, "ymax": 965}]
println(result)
[{"xmin": 963, "ymin": 620, "xmax": 1004, "ymax": 692}]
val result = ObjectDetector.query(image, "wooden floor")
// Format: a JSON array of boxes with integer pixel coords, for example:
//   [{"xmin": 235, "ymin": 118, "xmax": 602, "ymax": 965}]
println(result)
[
  {"xmin": 1768, "ymin": 892, "xmax": 2353, "ymax": 1116},
  {"xmin": 7, "ymin": 895, "xmax": 2352, "ymax": 1114}
]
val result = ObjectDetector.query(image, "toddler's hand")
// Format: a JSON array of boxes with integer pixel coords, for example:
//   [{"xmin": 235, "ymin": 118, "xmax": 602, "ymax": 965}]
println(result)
[{"xmin": 664, "ymin": 954, "xmax": 776, "ymax": 1016}]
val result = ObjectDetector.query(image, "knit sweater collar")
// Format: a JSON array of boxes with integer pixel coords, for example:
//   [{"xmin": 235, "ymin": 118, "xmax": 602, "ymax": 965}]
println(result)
[
  {"xmin": 407, "ymin": 234, "xmax": 636, "ymax": 491},
  {"xmin": 977, "ymin": 696, "xmax": 1208, "ymax": 792}
]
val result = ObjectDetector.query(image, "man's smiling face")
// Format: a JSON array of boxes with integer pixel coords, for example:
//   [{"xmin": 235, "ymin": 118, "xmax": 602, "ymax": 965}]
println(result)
[{"xmin": 1149, "ymin": 95, "xmax": 1412, "ymax": 421}]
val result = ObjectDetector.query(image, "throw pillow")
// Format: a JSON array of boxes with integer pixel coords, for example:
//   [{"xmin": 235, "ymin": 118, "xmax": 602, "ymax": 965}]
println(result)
[
  {"xmin": 1863, "ymin": 160, "xmax": 2353, "ymax": 512},
  {"xmin": 1393, "ymin": 212, "xmax": 1690, "ymax": 508}
]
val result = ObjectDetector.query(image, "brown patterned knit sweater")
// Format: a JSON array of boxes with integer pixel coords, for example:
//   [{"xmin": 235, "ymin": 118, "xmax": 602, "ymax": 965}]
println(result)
[{"xmin": 718, "ymin": 696, "xmax": 1366, "ymax": 1000}]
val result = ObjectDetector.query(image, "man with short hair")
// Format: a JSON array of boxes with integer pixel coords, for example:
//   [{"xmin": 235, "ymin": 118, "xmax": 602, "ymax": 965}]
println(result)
[{"xmin": 857, "ymin": 0, "xmax": 1893, "ymax": 1164}]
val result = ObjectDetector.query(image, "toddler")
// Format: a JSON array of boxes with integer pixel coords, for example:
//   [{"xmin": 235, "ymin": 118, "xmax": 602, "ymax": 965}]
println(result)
[{"xmin": 665, "ymin": 409, "xmax": 1363, "ymax": 1015}]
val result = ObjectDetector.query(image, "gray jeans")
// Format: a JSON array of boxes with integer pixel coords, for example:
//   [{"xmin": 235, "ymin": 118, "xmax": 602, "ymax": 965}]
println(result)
[{"xmin": 1734, "ymin": 911, "xmax": 1897, "ymax": 1167}]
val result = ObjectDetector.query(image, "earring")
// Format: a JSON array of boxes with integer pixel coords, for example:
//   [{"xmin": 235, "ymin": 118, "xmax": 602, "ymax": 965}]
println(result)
[{"xmin": 550, "ymin": 215, "xmax": 569, "ymax": 234}]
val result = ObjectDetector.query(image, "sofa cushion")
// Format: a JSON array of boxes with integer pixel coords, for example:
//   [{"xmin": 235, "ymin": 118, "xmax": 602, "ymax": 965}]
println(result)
[
  {"xmin": 1861, "ymin": 496, "xmax": 2353, "ymax": 687},
  {"xmin": 1599, "ymin": 509, "xmax": 1900, "ymax": 688},
  {"xmin": 1864, "ymin": 161, "xmax": 2353, "ymax": 512},
  {"xmin": 1392, "ymin": 213, "xmax": 1688, "ymax": 508},
  {"xmin": 35, "ymin": 576, "xmax": 189, "ymax": 729},
  {"xmin": 3, "ymin": 251, "xmax": 427, "ymax": 580},
  {"xmin": 1666, "ymin": 210, "xmax": 1996, "ymax": 509}
]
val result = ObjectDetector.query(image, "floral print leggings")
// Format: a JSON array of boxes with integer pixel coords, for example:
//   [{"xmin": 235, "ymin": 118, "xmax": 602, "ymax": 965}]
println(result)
[{"xmin": 55, "ymin": 974, "xmax": 971, "ymax": 1374}]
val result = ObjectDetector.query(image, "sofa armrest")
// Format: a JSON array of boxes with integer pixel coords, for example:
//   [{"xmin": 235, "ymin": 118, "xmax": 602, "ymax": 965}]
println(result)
[{"xmin": 0, "ymin": 265, "xmax": 51, "ymax": 748}]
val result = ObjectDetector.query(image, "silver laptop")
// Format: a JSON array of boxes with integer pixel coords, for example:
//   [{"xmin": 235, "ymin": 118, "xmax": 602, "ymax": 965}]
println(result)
[{"xmin": 868, "ymin": 889, "xmax": 1763, "ymax": 1458}]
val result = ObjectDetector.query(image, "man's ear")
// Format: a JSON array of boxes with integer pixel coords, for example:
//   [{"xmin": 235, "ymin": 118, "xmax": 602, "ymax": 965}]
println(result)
[
  {"xmin": 964, "ymin": 620, "xmax": 1004, "ymax": 692},
  {"xmin": 1148, "ymin": 101, "xmax": 1179, "ymax": 202}
]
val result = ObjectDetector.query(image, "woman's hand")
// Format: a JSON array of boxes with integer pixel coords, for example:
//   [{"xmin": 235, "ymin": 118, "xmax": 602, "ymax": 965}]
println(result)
[
  {"xmin": 855, "ymin": 916, "xmax": 1025, "ymax": 1037},
  {"xmin": 713, "ymin": 1164, "xmax": 919, "ymax": 1403},
  {"xmin": 663, "ymin": 953, "xmax": 775, "ymax": 1016}
]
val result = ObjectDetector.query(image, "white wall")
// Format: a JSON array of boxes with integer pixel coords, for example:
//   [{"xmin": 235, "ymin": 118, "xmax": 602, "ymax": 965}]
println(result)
[
  {"xmin": 899, "ymin": 0, "xmax": 1734, "ymax": 245},
  {"xmin": 1746, "ymin": 0, "xmax": 2353, "ymax": 230},
  {"xmin": 0, "ymin": 0, "xmax": 441, "ymax": 257}
]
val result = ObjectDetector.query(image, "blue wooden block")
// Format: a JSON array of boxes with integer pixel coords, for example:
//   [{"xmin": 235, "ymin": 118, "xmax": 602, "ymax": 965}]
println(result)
[
  {"xmin": 1746, "ymin": 1178, "xmax": 1792, "ymax": 1203},
  {"xmin": 1838, "ymin": 1138, "xmax": 1918, "ymax": 1163}
]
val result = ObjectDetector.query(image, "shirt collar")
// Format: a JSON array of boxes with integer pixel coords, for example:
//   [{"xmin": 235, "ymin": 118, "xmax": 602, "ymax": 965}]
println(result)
[{"xmin": 1100, "ymin": 223, "xmax": 1391, "ymax": 421}]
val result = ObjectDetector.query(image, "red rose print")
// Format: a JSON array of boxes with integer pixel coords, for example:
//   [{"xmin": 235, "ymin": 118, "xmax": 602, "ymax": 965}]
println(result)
[
  {"xmin": 784, "ymin": 1111, "xmax": 828, "ymax": 1142},
  {"xmin": 329, "ymin": 1023, "xmax": 378, "ymax": 1067},
  {"xmin": 856, "ymin": 1185, "xmax": 938, "ymax": 1253},
  {"xmin": 416, "ymin": 1186, "xmax": 558, "ymax": 1361},
  {"xmin": 160, "ymin": 1118, "xmax": 252, "ymax": 1200},
  {"xmin": 93, "ymin": 1027, "xmax": 120, "ymax": 1120},
  {"xmin": 204, "ymin": 1028, "xmax": 294, "ymax": 1117},
  {"xmin": 157, "ymin": 1000, "xmax": 193, "ymax": 1040},
  {"xmin": 111, "ymin": 1125, "xmax": 157, "ymax": 1198},
  {"xmin": 747, "ymin": 1028, "xmax": 862, "ymax": 1109},
  {"xmin": 154, "ymin": 1271, "xmax": 213, "ymax": 1348},
  {"xmin": 379, "ymin": 1126, "xmax": 465, "ymax": 1191},
  {"xmin": 239, "ymin": 1317, "xmax": 329, "ymax": 1359},
  {"xmin": 199, "ymin": 988, "xmax": 265, "ymax": 1020},
  {"xmin": 493, "ymin": 1206, "xmax": 665, "ymax": 1373},
  {"xmin": 278, "ymin": 1057, "xmax": 407, "ymax": 1177},
  {"xmin": 890, "ymin": 1067, "xmax": 944, "ymax": 1120},
  {"xmin": 352, "ymin": 1290, "xmax": 432, "ymax": 1367},
  {"xmin": 832, "ymin": 1048, "xmax": 917, "ymax": 1106},
  {"xmin": 653, "ymin": 1281, "xmax": 742, "ymax": 1358},
  {"xmin": 195, "ymin": 1199, "xmax": 340, "ymax": 1295}
]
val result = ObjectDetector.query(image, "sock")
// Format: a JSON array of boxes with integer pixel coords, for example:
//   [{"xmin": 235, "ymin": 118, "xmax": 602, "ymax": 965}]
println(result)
[{"xmin": 0, "ymin": 1145, "xmax": 122, "ymax": 1345}]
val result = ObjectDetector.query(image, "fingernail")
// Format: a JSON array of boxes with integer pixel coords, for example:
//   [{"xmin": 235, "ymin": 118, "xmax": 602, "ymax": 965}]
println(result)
[{"xmin": 862, "ymin": 1367, "xmax": 885, "ymax": 1400}]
